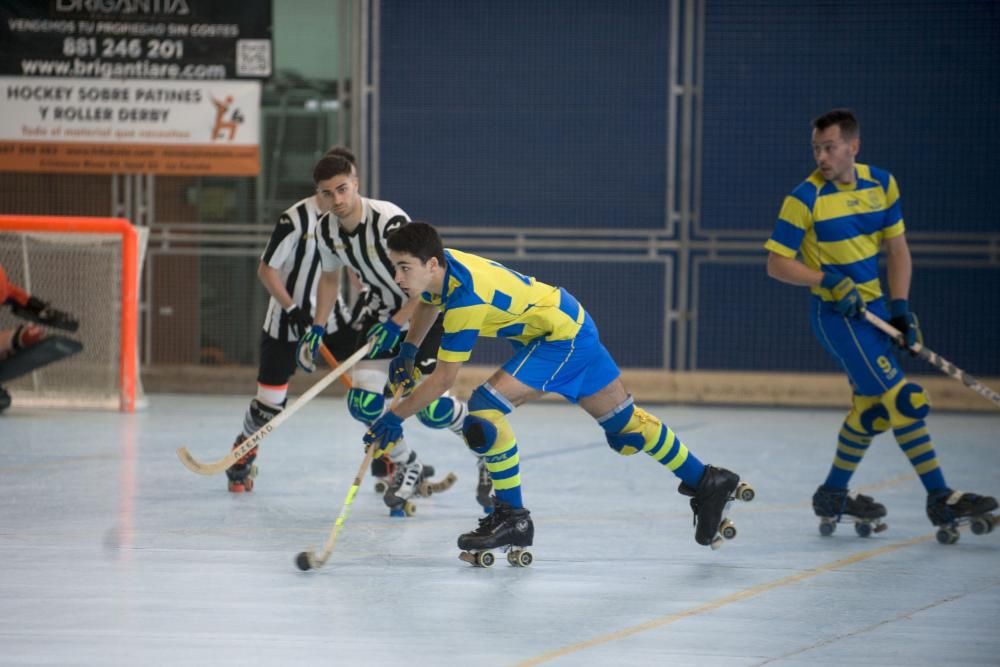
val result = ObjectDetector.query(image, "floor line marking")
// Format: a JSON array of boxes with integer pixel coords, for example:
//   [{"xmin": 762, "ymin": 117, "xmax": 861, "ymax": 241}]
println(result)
[{"xmin": 513, "ymin": 532, "xmax": 937, "ymax": 667}]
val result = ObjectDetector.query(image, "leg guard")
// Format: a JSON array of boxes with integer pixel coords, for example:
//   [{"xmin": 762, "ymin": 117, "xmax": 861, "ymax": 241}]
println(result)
[
  {"xmin": 598, "ymin": 396, "xmax": 705, "ymax": 488},
  {"xmin": 346, "ymin": 387, "xmax": 385, "ymax": 426},
  {"xmin": 416, "ymin": 394, "xmax": 467, "ymax": 434},
  {"xmin": 463, "ymin": 383, "xmax": 522, "ymax": 508},
  {"xmin": 0, "ymin": 334, "xmax": 82, "ymax": 384}
]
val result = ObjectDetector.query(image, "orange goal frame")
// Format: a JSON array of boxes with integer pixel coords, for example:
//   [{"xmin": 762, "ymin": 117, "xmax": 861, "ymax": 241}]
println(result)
[{"xmin": 0, "ymin": 215, "xmax": 139, "ymax": 412}]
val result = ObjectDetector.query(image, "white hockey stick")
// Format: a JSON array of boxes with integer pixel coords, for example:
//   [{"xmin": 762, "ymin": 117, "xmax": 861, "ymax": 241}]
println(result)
[
  {"xmin": 865, "ymin": 311, "xmax": 1000, "ymax": 409},
  {"xmin": 176, "ymin": 342, "xmax": 371, "ymax": 476}
]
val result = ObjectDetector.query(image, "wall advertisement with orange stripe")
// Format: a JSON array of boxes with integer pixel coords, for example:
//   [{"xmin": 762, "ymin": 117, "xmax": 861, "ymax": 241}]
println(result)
[{"xmin": 0, "ymin": 76, "xmax": 260, "ymax": 176}]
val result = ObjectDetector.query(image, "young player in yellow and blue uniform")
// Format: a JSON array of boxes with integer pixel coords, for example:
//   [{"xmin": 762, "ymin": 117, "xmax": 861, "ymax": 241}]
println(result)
[
  {"xmin": 363, "ymin": 221, "xmax": 752, "ymax": 560},
  {"xmin": 766, "ymin": 108, "xmax": 996, "ymax": 539}
]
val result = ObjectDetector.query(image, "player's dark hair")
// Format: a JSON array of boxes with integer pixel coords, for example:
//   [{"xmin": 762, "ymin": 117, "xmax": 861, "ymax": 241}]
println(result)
[
  {"xmin": 387, "ymin": 221, "xmax": 446, "ymax": 265},
  {"xmin": 312, "ymin": 154, "xmax": 354, "ymax": 183},
  {"xmin": 324, "ymin": 145, "xmax": 357, "ymax": 166},
  {"xmin": 813, "ymin": 108, "xmax": 859, "ymax": 139}
]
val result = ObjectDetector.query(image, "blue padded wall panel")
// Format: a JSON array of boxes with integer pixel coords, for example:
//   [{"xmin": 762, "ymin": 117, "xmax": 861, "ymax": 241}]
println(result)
[
  {"xmin": 701, "ymin": 0, "xmax": 1000, "ymax": 234},
  {"xmin": 380, "ymin": 0, "xmax": 670, "ymax": 230}
]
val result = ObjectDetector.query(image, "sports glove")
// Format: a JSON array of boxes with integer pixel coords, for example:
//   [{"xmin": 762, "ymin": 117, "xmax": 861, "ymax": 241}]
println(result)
[
  {"xmin": 10, "ymin": 296, "xmax": 79, "ymax": 332},
  {"xmin": 366, "ymin": 319, "xmax": 402, "ymax": 358},
  {"xmin": 821, "ymin": 273, "xmax": 865, "ymax": 319},
  {"xmin": 284, "ymin": 305, "xmax": 313, "ymax": 338},
  {"xmin": 889, "ymin": 299, "xmax": 922, "ymax": 352},
  {"xmin": 364, "ymin": 410, "xmax": 404, "ymax": 458},
  {"xmin": 296, "ymin": 324, "xmax": 325, "ymax": 372},
  {"xmin": 388, "ymin": 342, "xmax": 420, "ymax": 395}
]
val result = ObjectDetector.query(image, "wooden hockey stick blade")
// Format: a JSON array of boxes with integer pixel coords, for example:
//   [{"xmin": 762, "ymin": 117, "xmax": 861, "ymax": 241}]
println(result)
[
  {"xmin": 417, "ymin": 472, "xmax": 458, "ymax": 497},
  {"xmin": 864, "ymin": 311, "xmax": 1000, "ymax": 408},
  {"xmin": 318, "ymin": 343, "xmax": 353, "ymax": 389},
  {"xmin": 176, "ymin": 342, "xmax": 373, "ymax": 475}
]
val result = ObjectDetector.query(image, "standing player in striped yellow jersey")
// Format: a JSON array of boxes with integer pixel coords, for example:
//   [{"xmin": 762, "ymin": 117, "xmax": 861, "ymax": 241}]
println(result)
[
  {"xmin": 362, "ymin": 222, "xmax": 750, "ymax": 558},
  {"xmin": 765, "ymin": 109, "xmax": 996, "ymax": 538}
]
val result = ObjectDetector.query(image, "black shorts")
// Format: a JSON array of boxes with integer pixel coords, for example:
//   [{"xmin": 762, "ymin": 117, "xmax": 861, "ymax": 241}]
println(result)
[{"xmin": 255, "ymin": 316, "xmax": 444, "ymax": 387}]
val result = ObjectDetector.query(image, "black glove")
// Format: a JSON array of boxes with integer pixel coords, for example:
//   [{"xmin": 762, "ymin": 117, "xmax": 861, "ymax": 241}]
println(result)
[
  {"xmin": 284, "ymin": 305, "xmax": 313, "ymax": 338},
  {"xmin": 889, "ymin": 299, "xmax": 922, "ymax": 354},
  {"xmin": 10, "ymin": 296, "xmax": 79, "ymax": 332}
]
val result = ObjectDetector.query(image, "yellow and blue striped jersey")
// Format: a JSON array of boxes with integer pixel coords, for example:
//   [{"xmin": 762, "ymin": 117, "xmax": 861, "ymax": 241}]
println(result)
[
  {"xmin": 764, "ymin": 163, "xmax": 905, "ymax": 302},
  {"xmin": 420, "ymin": 249, "xmax": 585, "ymax": 363}
]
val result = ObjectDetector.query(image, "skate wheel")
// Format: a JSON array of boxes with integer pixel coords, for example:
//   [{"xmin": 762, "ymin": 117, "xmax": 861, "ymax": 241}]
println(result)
[
  {"xmin": 855, "ymin": 521, "xmax": 872, "ymax": 538},
  {"xmin": 477, "ymin": 551, "xmax": 495, "ymax": 568},
  {"xmin": 720, "ymin": 518, "xmax": 737, "ymax": 540},
  {"xmin": 818, "ymin": 519, "xmax": 836, "ymax": 537},
  {"xmin": 709, "ymin": 536, "xmax": 723, "ymax": 550},
  {"xmin": 248, "ymin": 464, "xmax": 258, "ymax": 479},
  {"xmin": 736, "ymin": 483, "xmax": 755, "ymax": 503},
  {"xmin": 403, "ymin": 501, "xmax": 416, "ymax": 517},
  {"xmin": 507, "ymin": 550, "xmax": 533, "ymax": 567},
  {"xmin": 970, "ymin": 516, "xmax": 990, "ymax": 536},
  {"xmin": 936, "ymin": 527, "xmax": 959, "ymax": 545},
  {"xmin": 374, "ymin": 480, "xmax": 387, "ymax": 494}
]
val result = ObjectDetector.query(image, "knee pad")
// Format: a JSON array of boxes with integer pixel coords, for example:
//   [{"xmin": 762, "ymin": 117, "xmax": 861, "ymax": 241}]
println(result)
[
  {"xmin": 346, "ymin": 387, "xmax": 385, "ymax": 426},
  {"xmin": 884, "ymin": 381, "xmax": 930, "ymax": 426},
  {"xmin": 846, "ymin": 394, "xmax": 890, "ymax": 435},
  {"xmin": 602, "ymin": 402, "xmax": 663, "ymax": 456},
  {"xmin": 462, "ymin": 410, "xmax": 514, "ymax": 455},
  {"xmin": 417, "ymin": 396, "xmax": 459, "ymax": 430}
]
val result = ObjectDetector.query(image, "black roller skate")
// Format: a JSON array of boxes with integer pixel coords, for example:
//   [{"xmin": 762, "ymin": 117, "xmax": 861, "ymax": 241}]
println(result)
[
  {"xmin": 678, "ymin": 465, "xmax": 754, "ymax": 549},
  {"xmin": 812, "ymin": 485, "xmax": 887, "ymax": 537},
  {"xmin": 0, "ymin": 385, "xmax": 10, "ymax": 414},
  {"xmin": 383, "ymin": 451, "xmax": 435, "ymax": 517},
  {"xmin": 371, "ymin": 456, "xmax": 396, "ymax": 494},
  {"xmin": 476, "ymin": 459, "xmax": 494, "ymax": 514},
  {"xmin": 926, "ymin": 489, "xmax": 998, "ymax": 545},
  {"xmin": 225, "ymin": 434, "xmax": 258, "ymax": 493},
  {"xmin": 458, "ymin": 498, "xmax": 533, "ymax": 567}
]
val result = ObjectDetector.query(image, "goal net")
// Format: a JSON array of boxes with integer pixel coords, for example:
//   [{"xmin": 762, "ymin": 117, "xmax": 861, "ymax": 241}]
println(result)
[{"xmin": 0, "ymin": 216, "xmax": 148, "ymax": 411}]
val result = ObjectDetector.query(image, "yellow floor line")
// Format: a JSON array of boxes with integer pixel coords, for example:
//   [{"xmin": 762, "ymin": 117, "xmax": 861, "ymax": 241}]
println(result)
[{"xmin": 514, "ymin": 531, "xmax": 936, "ymax": 667}]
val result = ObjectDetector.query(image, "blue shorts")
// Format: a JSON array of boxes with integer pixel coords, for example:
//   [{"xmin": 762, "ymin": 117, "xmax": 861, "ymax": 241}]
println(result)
[
  {"xmin": 502, "ymin": 292, "xmax": 621, "ymax": 403},
  {"xmin": 810, "ymin": 297, "xmax": 904, "ymax": 396}
]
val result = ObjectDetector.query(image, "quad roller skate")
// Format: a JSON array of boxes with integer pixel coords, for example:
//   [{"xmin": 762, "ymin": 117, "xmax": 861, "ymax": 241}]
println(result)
[
  {"xmin": 678, "ymin": 465, "xmax": 754, "ymax": 549},
  {"xmin": 926, "ymin": 489, "xmax": 998, "ymax": 545},
  {"xmin": 476, "ymin": 459, "xmax": 494, "ymax": 514},
  {"xmin": 812, "ymin": 485, "xmax": 887, "ymax": 537},
  {"xmin": 458, "ymin": 498, "xmax": 533, "ymax": 568},
  {"xmin": 382, "ymin": 452, "xmax": 458, "ymax": 516},
  {"xmin": 226, "ymin": 434, "xmax": 258, "ymax": 493},
  {"xmin": 371, "ymin": 456, "xmax": 396, "ymax": 494}
]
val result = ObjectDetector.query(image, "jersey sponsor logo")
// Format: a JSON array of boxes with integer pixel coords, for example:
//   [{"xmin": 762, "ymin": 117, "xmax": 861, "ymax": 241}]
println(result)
[{"xmin": 846, "ymin": 199, "xmax": 859, "ymax": 207}]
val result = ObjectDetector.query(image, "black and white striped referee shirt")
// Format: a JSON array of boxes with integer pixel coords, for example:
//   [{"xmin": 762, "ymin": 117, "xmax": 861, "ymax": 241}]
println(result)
[
  {"xmin": 260, "ymin": 196, "xmax": 353, "ymax": 342},
  {"xmin": 316, "ymin": 197, "xmax": 409, "ymax": 324}
]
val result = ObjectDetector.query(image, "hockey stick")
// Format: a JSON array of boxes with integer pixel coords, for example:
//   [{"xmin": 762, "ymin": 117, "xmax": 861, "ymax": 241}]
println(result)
[
  {"xmin": 296, "ymin": 389, "xmax": 403, "ymax": 571},
  {"xmin": 319, "ymin": 343, "xmax": 353, "ymax": 390},
  {"xmin": 865, "ymin": 311, "xmax": 1000, "ymax": 409},
  {"xmin": 176, "ymin": 342, "xmax": 371, "ymax": 475}
]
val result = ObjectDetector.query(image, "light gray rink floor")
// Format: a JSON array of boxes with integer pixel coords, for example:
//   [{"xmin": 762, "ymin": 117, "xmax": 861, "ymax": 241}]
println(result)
[{"xmin": 1, "ymin": 394, "xmax": 999, "ymax": 666}]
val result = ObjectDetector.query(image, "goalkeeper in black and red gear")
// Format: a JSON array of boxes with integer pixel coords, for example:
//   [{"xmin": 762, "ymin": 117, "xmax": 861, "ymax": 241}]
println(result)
[{"xmin": 0, "ymin": 262, "xmax": 80, "ymax": 412}]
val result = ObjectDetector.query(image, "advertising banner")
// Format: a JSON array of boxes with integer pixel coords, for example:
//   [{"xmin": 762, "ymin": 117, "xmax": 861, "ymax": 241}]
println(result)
[
  {"xmin": 0, "ymin": 0, "xmax": 272, "ymax": 80},
  {"xmin": 0, "ymin": 76, "xmax": 261, "ymax": 175}
]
